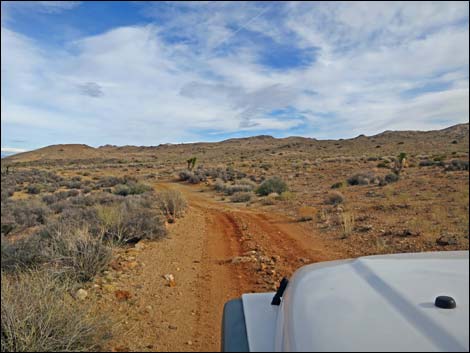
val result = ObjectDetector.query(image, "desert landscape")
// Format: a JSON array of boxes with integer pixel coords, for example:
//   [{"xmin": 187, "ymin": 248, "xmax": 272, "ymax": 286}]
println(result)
[{"xmin": 1, "ymin": 123, "xmax": 468, "ymax": 351}]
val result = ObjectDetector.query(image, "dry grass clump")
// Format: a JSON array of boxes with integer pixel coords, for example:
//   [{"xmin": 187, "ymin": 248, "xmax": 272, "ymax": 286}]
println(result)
[
  {"xmin": 1, "ymin": 270, "xmax": 108, "ymax": 352},
  {"xmin": 41, "ymin": 225, "xmax": 112, "ymax": 282},
  {"xmin": 2, "ymin": 225, "xmax": 111, "ymax": 283},
  {"xmin": 113, "ymin": 181, "xmax": 152, "ymax": 196},
  {"xmin": 95, "ymin": 195, "xmax": 167, "ymax": 244},
  {"xmin": 325, "ymin": 192, "xmax": 345, "ymax": 205},
  {"xmin": 340, "ymin": 211, "xmax": 355, "ymax": 239},
  {"xmin": 230, "ymin": 192, "xmax": 252, "ymax": 203},
  {"xmin": 155, "ymin": 189, "xmax": 187, "ymax": 219}
]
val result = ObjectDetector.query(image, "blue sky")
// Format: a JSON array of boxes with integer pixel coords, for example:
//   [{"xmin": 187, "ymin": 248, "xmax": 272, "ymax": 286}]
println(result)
[{"xmin": 1, "ymin": 1, "xmax": 469, "ymax": 153}]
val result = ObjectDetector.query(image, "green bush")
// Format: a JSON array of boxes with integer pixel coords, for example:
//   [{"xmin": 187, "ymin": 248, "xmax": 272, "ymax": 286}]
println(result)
[
  {"xmin": 256, "ymin": 177, "xmax": 288, "ymax": 196},
  {"xmin": 384, "ymin": 173, "xmax": 400, "ymax": 184}
]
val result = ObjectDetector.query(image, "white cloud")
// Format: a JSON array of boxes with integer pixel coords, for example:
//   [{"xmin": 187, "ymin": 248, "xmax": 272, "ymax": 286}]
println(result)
[
  {"xmin": 1, "ymin": 147, "xmax": 28, "ymax": 153},
  {"xmin": 1, "ymin": 1, "xmax": 469, "ymax": 148}
]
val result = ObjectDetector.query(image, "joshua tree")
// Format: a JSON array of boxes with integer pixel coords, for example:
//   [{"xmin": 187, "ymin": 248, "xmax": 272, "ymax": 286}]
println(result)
[
  {"xmin": 186, "ymin": 157, "xmax": 197, "ymax": 171},
  {"xmin": 393, "ymin": 152, "xmax": 407, "ymax": 175}
]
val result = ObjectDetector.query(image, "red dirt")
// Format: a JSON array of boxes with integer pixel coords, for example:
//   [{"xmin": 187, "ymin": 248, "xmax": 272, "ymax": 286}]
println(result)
[{"xmin": 95, "ymin": 181, "xmax": 340, "ymax": 352}]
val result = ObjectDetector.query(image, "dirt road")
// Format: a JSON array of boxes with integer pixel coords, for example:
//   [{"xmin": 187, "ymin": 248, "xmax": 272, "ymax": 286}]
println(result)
[{"xmin": 99, "ymin": 182, "xmax": 340, "ymax": 352}]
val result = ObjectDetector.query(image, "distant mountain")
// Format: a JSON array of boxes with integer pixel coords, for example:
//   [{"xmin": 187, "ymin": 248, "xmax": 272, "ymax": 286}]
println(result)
[
  {"xmin": 3, "ymin": 144, "xmax": 102, "ymax": 162},
  {"xmin": 3, "ymin": 123, "xmax": 468, "ymax": 163}
]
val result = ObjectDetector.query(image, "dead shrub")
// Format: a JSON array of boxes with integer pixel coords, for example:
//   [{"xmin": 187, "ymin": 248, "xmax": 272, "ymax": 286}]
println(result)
[
  {"xmin": 41, "ymin": 225, "xmax": 112, "ymax": 282},
  {"xmin": 1, "ymin": 270, "xmax": 108, "ymax": 352},
  {"xmin": 230, "ymin": 192, "xmax": 252, "ymax": 203},
  {"xmin": 95, "ymin": 196, "xmax": 166, "ymax": 244},
  {"xmin": 325, "ymin": 192, "xmax": 345, "ymax": 205},
  {"xmin": 156, "ymin": 190, "xmax": 187, "ymax": 219}
]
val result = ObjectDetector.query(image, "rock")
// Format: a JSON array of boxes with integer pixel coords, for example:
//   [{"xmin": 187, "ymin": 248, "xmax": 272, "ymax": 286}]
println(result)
[
  {"xmin": 168, "ymin": 324, "xmax": 178, "ymax": 330},
  {"xmin": 163, "ymin": 274, "xmax": 176, "ymax": 287},
  {"xmin": 103, "ymin": 284, "xmax": 117, "ymax": 293},
  {"xmin": 126, "ymin": 261, "xmax": 139, "ymax": 270},
  {"xmin": 396, "ymin": 229, "xmax": 421, "ymax": 237},
  {"xmin": 299, "ymin": 258, "xmax": 310, "ymax": 264},
  {"xmin": 231, "ymin": 256, "xmax": 253, "ymax": 264},
  {"xmin": 115, "ymin": 290, "xmax": 132, "ymax": 301},
  {"xmin": 75, "ymin": 288, "xmax": 88, "ymax": 300},
  {"xmin": 187, "ymin": 341, "xmax": 193, "ymax": 346},
  {"xmin": 436, "ymin": 233, "xmax": 459, "ymax": 246},
  {"xmin": 134, "ymin": 242, "xmax": 146, "ymax": 250},
  {"xmin": 258, "ymin": 256, "xmax": 272, "ymax": 264}
]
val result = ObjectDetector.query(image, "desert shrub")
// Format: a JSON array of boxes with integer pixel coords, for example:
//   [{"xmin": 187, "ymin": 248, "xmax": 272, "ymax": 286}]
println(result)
[
  {"xmin": 223, "ymin": 183, "xmax": 254, "ymax": 195},
  {"xmin": 113, "ymin": 184, "xmax": 131, "ymax": 196},
  {"xmin": 214, "ymin": 179, "xmax": 225, "ymax": 192},
  {"xmin": 113, "ymin": 182, "xmax": 151, "ymax": 196},
  {"xmin": 340, "ymin": 211, "xmax": 355, "ymax": 238},
  {"xmin": 1, "ymin": 236, "xmax": 46, "ymax": 271},
  {"xmin": 230, "ymin": 192, "xmax": 252, "ymax": 203},
  {"xmin": 27, "ymin": 184, "xmax": 42, "ymax": 194},
  {"xmin": 95, "ymin": 196, "xmax": 166, "ymax": 244},
  {"xmin": 42, "ymin": 193, "xmax": 58, "ymax": 205},
  {"xmin": 445, "ymin": 160, "xmax": 469, "ymax": 171},
  {"xmin": 95, "ymin": 176, "xmax": 127, "ymax": 188},
  {"xmin": 256, "ymin": 177, "xmax": 288, "ymax": 196},
  {"xmin": 128, "ymin": 182, "xmax": 152, "ymax": 194},
  {"xmin": 277, "ymin": 191, "xmax": 294, "ymax": 201},
  {"xmin": 331, "ymin": 181, "xmax": 344, "ymax": 189},
  {"xmin": 60, "ymin": 180, "xmax": 82, "ymax": 189},
  {"xmin": 188, "ymin": 174, "xmax": 201, "ymax": 184},
  {"xmin": 1, "ymin": 187, "xmax": 15, "ymax": 202},
  {"xmin": 179, "ymin": 170, "xmax": 193, "ymax": 181},
  {"xmin": 1, "ymin": 206, "xmax": 16, "ymax": 236},
  {"xmin": 384, "ymin": 173, "xmax": 400, "ymax": 184},
  {"xmin": 377, "ymin": 161, "xmax": 390, "ymax": 168},
  {"xmin": 6, "ymin": 199, "xmax": 50, "ymax": 228},
  {"xmin": 236, "ymin": 178, "xmax": 257, "ymax": 188},
  {"xmin": 260, "ymin": 194, "xmax": 277, "ymax": 205},
  {"xmin": 156, "ymin": 190, "xmax": 187, "ymax": 218},
  {"xmin": 1, "ymin": 270, "xmax": 107, "ymax": 352},
  {"xmin": 260, "ymin": 163, "xmax": 272, "ymax": 170},
  {"xmin": 41, "ymin": 226, "xmax": 111, "ymax": 282},
  {"xmin": 419, "ymin": 159, "xmax": 435, "ymax": 167},
  {"xmin": 347, "ymin": 172, "xmax": 375, "ymax": 186},
  {"xmin": 325, "ymin": 192, "xmax": 344, "ymax": 205}
]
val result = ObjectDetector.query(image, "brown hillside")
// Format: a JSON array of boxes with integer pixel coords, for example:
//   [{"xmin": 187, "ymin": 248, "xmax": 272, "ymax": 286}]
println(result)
[{"xmin": 4, "ymin": 144, "xmax": 103, "ymax": 162}]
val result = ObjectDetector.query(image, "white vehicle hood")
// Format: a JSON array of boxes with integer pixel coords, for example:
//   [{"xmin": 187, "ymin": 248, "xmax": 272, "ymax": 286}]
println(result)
[{"xmin": 242, "ymin": 251, "xmax": 469, "ymax": 352}]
